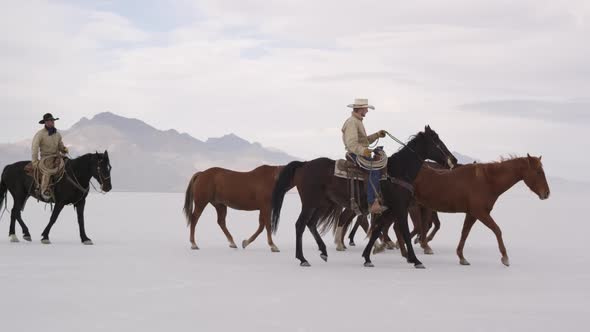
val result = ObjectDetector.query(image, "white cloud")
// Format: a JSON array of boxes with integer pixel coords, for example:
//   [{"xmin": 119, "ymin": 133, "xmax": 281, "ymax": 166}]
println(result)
[{"xmin": 0, "ymin": 0, "xmax": 589, "ymax": 180}]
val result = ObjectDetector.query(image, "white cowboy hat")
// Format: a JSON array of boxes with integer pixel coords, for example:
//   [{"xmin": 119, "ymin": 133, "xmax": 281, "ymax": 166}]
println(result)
[{"xmin": 347, "ymin": 98, "xmax": 375, "ymax": 110}]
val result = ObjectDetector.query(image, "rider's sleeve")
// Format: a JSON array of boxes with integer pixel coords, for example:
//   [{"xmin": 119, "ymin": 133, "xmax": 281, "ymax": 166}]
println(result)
[
  {"xmin": 57, "ymin": 133, "xmax": 67, "ymax": 153},
  {"xmin": 343, "ymin": 120, "xmax": 366, "ymax": 155},
  {"xmin": 31, "ymin": 132, "xmax": 41, "ymax": 162},
  {"xmin": 367, "ymin": 132, "xmax": 379, "ymax": 144}
]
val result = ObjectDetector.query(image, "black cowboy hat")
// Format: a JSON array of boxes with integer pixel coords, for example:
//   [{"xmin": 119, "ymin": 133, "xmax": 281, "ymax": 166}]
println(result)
[{"xmin": 39, "ymin": 113, "xmax": 59, "ymax": 124}]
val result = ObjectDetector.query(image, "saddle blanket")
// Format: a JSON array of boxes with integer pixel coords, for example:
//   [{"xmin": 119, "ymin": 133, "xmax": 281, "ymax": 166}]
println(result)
[{"xmin": 334, "ymin": 159, "xmax": 387, "ymax": 181}]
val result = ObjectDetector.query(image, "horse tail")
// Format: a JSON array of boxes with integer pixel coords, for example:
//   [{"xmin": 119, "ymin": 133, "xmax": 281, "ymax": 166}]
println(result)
[
  {"xmin": 317, "ymin": 205, "xmax": 343, "ymax": 235},
  {"xmin": 271, "ymin": 161, "xmax": 305, "ymax": 234},
  {"xmin": 0, "ymin": 167, "xmax": 7, "ymax": 213},
  {"xmin": 183, "ymin": 172, "xmax": 201, "ymax": 226}
]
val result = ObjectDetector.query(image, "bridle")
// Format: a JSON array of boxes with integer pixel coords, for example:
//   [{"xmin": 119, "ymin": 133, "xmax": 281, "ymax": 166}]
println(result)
[
  {"xmin": 93, "ymin": 156, "xmax": 112, "ymax": 192},
  {"xmin": 384, "ymin": 131, "xmax": 453, "ymax": 166}
]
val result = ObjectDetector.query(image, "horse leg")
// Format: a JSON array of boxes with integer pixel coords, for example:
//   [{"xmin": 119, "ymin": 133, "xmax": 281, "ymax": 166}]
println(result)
[
  {"xmin": 383, "ymin": 226, "xmax": 397, "ymax": 250},
  {"xmin": 426, "ymin": 211, "xmax": 441, "ymax": 243},
  {"xmin": 362, "ymin": 215, "xmax": 385, "ymax": 267},
  {"xmin": 41, "ymin": 203, "xmax": 65, "ymax": 244},
  {"xmin": 478, "ymin": 214, "xmax": 510, "ymax": 266},
  {"xmin": 397, "ymin": 211, "xmax": 424, "ymax": 268},
  {"xmin": 9, "ymin": 205, "xmax": 19, "ymax": 242},
  {"xmin": 74, "ymin": 199, "xmax": 92, "ymax": 245},
  {"xmin": 15, "ymin": 210, "xmax": 31, "ymax": 242},
  {"xmin": 213, "ymin": 204, "xmax": 236, "ymax": 249},
  {"xmin": 307, "ymin": 222, "xmax": 328, "ymax": 262},
  {"xmin": 373, "ymin": 223, "xmax": 390, "ymax": 254},
  {"xmin": 335, "ymin": 210, "xmax": 354, "ymax": 251},
  {"xmin": 348, "ymin": 217, "xmax": 363, "ymax": 246},
  {"xmin": 419, "ymin": 208, "xmax": 434, "ymax": 255},
  {"xmin": 393, "ymin": 222, "xmax": 408, "ymax": 258},
  {"xmin": 189, "ymin": 202, "xmax": 207, "ymax": 250},
  {"xmin": 242, "ymin": 210, "xmax": 267, "ymax": 250},
  {"xmin": 409, "ymin": 203, "xmax": 421, "ymax": 244},
  {"xmin": 295, "ymin": 207, "xmax": 315, "ymax": 267},
  {"xmin": 456, "ymin": 214, "xmax": 477, "ymax": 265}
]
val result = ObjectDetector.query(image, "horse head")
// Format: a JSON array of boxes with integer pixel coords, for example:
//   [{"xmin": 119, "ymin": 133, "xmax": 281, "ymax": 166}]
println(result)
[
  {"xmin": 411, "ymin": 125, "xmax": 457, "ymax": 168},
  {"xmin": 92, "ymin": 150, "xmax": 112, "ymax": 192},
  {"xmin": 522, "ymin": 154, "xmax": 550, "ymax": 200}
]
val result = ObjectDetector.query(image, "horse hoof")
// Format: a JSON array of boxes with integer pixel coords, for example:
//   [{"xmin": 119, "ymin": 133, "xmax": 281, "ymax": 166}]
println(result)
[
  {"xmin": 501, "ymin": 257, "xmax": 510, "ymax": 267},
  {"xmin": 320, "ymin": 254, "xmax": 328, "ymax": 262},
  {"xmin": 459, "ymin": 259, "xmax": 470, "ymax": 266},
  {"xmin": 229, "ymin": 243, "xmax": 237, "ymax": 249},
  {"xmin": 336, "ymin": 246, "xmax": 346, "ymax": 252},
  {"xmin": 349, "ymin": 241, "xmax": 356, "ymax": 247},
  {"xmin": 83, "ymin": 240, "xmax": 94, "ymax": 245},
  {"xmin": 242, "ymin": 240, "xmax": 249, "ymax": 249},
  {"xmin": 300, "ymin": 261, "xmax": 311, "ymax": 267},
  {"xmin": 191, "ymin": 244, "xmax": 199, "ymax": 250},
  {"xmin": 23, "ymin": 235, "xmax": 32, "ymax": 242},
  {"xmin": 364, "ymin": 262, "xmax": 375, "ymax": 268},
  {"xmin": 270, "ymin": 245, "xmax": 280, "ymax": 253},
  {"xmin": 41, "ymin": 239, "xmax": 51, "ymax": 245},
  {"xmin": 9, "ymin": 234, "xmax": 19, "ymax": 243},
  {"xmin": 413, "ymin": 238, "xmax": 420, "ymax": 245},
  {"xmin": 424, "ymin": 248, "xmax": 434, "ymax": 255},
  {"xmin": 414, "ymin": 263, "xmax": 426, "ymax": 269}
]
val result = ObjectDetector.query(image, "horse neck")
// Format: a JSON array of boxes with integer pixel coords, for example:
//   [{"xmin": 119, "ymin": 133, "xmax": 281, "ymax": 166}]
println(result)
[
  {"xmin": 487, "ymin": 158, "xmax": 526, "ymax": 196},
  {"xmin": 69, "ymin": 155, "xmax": 94, "ymax": 188},
  {"xmin": 387, "ymin": 145, "xmax": 424, "ymax": 182}
]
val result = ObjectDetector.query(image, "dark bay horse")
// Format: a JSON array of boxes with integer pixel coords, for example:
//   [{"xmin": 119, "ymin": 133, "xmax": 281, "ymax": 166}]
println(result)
[
  {"xmin": 402, "ymin": 154, "xmax": 550, "ymax": 266},
  {"xmin": 0, "ymin": 152, "xmax": 112, "ymax": 244},
  {"xmin": 271, "ymin": 126, "xmax": 457, "ymax": 268},
  {"xmin": 183, "ymin": 165, "xmax": 289, "ymax": 252}
]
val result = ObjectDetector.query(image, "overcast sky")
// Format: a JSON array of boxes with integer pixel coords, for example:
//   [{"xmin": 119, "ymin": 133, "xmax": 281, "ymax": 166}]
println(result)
[{"xmin": 1, "ymin": 0, "xmax": 589, "ymax": 181}]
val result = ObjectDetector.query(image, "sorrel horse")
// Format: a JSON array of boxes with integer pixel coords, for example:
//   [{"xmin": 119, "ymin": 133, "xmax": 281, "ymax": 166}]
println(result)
[
  {"xmin": 0, "ymin": 152, "xmax": 113, "ymax": 244},
  {"xmin": 394, "ymin": 154, "xmax": 550, "ymax": 266},
  {"xmin": 183, "ymin": 165, "xmax": 288, "ymax": 252},
  {"xmin": 271, "ymin": 126, "xmax": 457, "ymax": 268}
]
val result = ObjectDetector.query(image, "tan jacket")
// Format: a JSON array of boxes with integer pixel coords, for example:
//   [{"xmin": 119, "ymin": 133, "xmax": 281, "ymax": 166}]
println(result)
[
  {"xmin": 341, "ymin": 112, "xmax": 379, "ymax": 155},
  {"xmin": 31, "ymin": 128, "xmax": 67, "ymax": 162}
]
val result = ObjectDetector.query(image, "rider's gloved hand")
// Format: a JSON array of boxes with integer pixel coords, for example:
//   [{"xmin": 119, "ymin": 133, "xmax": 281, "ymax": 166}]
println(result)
[
  {"xmin": 62, "ymin": 147, "xmax": 69, "ymax": 154},
  {"xmin": 32, "ymin": 160, "xmax": 39, "ymax": 168},
  {"xmin": 362, "ymin": 148, "xmax": 373, "ymax": 158},
  {"xmin": 378, "ymin": 130, "xmax": 387, "ymax": 138}
]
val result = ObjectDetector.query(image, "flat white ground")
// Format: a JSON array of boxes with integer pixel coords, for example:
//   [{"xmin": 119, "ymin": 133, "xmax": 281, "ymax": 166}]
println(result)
[{"xmin": 0, "ymin": 183, "xmax": 588, "ymax": 331}]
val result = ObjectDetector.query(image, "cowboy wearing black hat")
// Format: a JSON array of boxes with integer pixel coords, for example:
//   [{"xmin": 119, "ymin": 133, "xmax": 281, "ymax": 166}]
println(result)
[{"xmin": 31, "ymin": 113, "xmax": 69, "ymax": 199}]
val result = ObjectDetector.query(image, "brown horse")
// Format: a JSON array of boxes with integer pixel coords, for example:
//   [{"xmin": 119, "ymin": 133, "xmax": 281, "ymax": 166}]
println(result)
[
  {"xmin": 384, "ymin": 154, "xmax": 549, "ymax": 266},
  {"xmin": 183, "ymin": 165, "xmax": 288, "ymax": 252}
]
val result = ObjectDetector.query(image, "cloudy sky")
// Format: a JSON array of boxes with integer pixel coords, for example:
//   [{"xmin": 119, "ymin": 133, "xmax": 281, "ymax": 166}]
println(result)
[{"xmin": 1, "ymin": 0, "xmax": 589, "ymax": 181}]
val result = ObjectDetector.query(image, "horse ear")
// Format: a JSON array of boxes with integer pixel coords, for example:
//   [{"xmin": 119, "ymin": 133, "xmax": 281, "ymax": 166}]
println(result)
[
  {"xmin": 539, "ymin": 155, "xmax": 542, "ymax": 161},
  {"xmin": 425, "ymin": 125, "xmax": 431, "ymax": 132}
]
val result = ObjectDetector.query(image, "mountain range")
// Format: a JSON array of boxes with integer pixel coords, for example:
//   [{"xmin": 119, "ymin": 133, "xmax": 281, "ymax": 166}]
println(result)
[{"xmin": 0, "ymin": 112, "xmax": 297, "ymax": 192}]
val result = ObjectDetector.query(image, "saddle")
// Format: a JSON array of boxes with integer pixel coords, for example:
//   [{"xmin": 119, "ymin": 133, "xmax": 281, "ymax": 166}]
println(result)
[
  {"xmin": 24, "ymin": 156, "xmax": 67, "ymax": 201},
  {"xmin": 334, "ymin": 149, "xmax": 388, "ymax": 216}
]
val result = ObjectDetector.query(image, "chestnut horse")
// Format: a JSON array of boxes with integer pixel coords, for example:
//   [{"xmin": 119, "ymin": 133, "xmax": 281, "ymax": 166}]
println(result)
[
  {"xmin": 378, "ymin": 155, "xmax": 550, "ymax": 266},
  {"xmin": 183, "ymin": 165, "xmax": 289, "ymax": 252}
]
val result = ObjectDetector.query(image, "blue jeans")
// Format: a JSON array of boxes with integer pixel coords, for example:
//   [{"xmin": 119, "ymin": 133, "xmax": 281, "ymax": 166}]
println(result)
[{"xmin": 351, "ymin": 154, "xmax": 381, "ymax": 205}]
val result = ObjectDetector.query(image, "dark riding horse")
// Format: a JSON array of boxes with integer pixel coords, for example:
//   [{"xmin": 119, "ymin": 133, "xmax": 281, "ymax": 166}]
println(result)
[
  {"xmin": 271, "ymin": 126, "xmax": 457, "ymax": 268},
  {"xmin": 0, "ymin": 152, "xmax": 112, "ymax": 244}
]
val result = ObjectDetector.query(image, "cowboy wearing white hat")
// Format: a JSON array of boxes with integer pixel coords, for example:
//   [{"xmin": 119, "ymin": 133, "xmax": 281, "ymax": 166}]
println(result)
[
  {"xmin": 342, "ymin": 98, "xmax": 387, "ymax": 214},
  {"xmin": 31, "ymin": 113, "xmax": 69, "ymax": 200}
]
